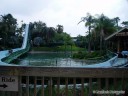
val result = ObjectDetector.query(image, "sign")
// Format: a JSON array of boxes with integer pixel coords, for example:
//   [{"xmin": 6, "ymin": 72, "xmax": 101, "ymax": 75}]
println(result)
[{"xmin": 0, "ymin": 76, "xmax": 18, "ymax": 91}]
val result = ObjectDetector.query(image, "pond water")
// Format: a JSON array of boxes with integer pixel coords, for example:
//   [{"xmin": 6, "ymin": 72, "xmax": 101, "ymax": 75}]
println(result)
[{"xmin": 14, "ymin": 52, "xmax": 94, "ymax": 67}]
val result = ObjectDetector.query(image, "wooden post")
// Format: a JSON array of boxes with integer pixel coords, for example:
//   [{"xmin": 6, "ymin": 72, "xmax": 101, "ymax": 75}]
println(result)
[
  {"xmin": 34, "ymin": 77, "xmax": 37, "ymax": 96},
  {"xmin": 114, "ymin": 78, "xmax": 117, "ymax": 90},
  {"xmin": 117, "ymin": 39, "xmax": 120, "ymax": 53},
  {"xmin": 51, "ymin": 77, "xmax": 53, "ymax": 96},
  {"xmin": 73, "ymin": 78, "xmax": 76, "ymax": 96},
  {"xmin": 42, "ymin": 77, "xmax": 44, "ymax": 96},
  {"xmin": 18, "ymin": 76, "xmax": 22, "ymax": 96},
  {"xmin": 97, "ymin": 78, "xmax": 101, "ymax": 90},
  {"xmin": 122, "ymin": 77, "xmax": 125, "ymax": 90},
  {"xmin": 49, "ymin": 77, "xmax": 52, "ymax": 96},
  {"xmin": 105, "ymin": 78, "xmax": 109, "ymax": 90},
  {"xmin": 89, "ymin": 78, "xmax": 92, "ymax": 96},
  {"xmin": 65, "ymin": 78, "xmax": 68, "ymax": 96},
  {"xmin": 57, "ymin": 77, "xmax": 60, "ymax": 96},
  {"xmin": 81, "ymin": 78, "xmax": 84, "ymax": 96},
  {"xmin": 26, "ymin": 76, "xmax": 29, "ymax": 96}
]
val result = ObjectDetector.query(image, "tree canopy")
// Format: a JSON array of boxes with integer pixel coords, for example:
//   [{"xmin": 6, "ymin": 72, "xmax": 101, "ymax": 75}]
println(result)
[
  {"xmin": 77, "ymin": 13, "xmax": 126, "ymax": 52},
  {"xmin": 29, "ymin": 21, "xmax": 72, "ymax": 47},
  {"xmin": 0, "ymin": 13, "xmax": 127, "ymax": 51},
  {"xmin": 0, "ymin": 14, "xmax": 22, "ymax": 49}
]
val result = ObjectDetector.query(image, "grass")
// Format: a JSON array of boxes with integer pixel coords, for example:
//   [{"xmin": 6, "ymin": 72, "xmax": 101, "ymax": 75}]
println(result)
[
  {"xmin": 31, "ymin": 45, "xmax": 85, "ymax": 52},
  {"xmin": 73, "ymin": 51, "xmax": 106, "ymax": 59},
  {"xmin": 72, "ymin": 50, "xmax": 116, "ymax": 60}
]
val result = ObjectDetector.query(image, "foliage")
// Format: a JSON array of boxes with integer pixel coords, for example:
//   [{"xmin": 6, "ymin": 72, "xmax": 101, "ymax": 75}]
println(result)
[
  {"xmin": 75, "ymin": 35, "xmax": 86, "ymax": 48},
  {"xmin": 56, "ymin": 24, "xmax": 63, "ymax": 34},
  {"xmin": 33, "ymin": 37, "xmax": 44, "ymax": 46},
  {"xmin": 29, "ymin": 21, "xmax": 73, "ymax": 47},
  {"xmin": 78, "ymin": 13, "xmax": 94, "ymax": 52},
  {"xmin": 73, "ymin": 51, "xmax": 106, "ymax": 60},
  {"xmin": 32, "ymin": 45, "xmax": 85, "ymax": 51},
  {"xmin": 0, "ymin": 13, "xmax": 127, "ymax": 52},
  {"xmin": 78, "ymin": 13, "xmax": 118, "ymax": 52},
  {"xmin": 121, "ymin": 21, "xmax": 128, "ymax": 27},
  {"xmin": 0, "ymin": 13, "xmax": 24, "ymax": 49}
]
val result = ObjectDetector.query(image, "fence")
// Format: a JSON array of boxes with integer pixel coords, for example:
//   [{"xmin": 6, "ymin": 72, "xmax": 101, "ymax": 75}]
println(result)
[{"xmin": 0, "ymin": 66, "xmax": 128, "ymax": 96}]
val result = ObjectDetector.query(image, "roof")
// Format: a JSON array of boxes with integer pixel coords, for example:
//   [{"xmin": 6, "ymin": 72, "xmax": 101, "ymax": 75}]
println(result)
[{"xmin": 105, "ymin": 27, "xmax": 128, "ymax": 40}]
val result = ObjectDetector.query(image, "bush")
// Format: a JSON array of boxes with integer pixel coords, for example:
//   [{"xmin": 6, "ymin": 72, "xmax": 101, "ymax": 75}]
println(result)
[{"xmin": 73, "ymin": 50, "xmax": 106, "ymax": 60}]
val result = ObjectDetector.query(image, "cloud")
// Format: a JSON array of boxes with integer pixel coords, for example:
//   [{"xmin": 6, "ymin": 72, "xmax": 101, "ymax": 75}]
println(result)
[
  {"xmin": 0, "ymin": 0, "xmax": 128, "ymax": 36},
  {"xmin": 0, "ymin": 0, "xmax": 50, "ymax": 16}
]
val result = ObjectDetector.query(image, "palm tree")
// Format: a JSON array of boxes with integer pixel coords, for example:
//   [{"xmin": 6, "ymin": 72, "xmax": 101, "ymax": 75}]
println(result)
[
  {"xmin": 113, "ymin": 17, "xmax": 120, "ymax": 30},
  {"xmin": 95, "ymin": 14, "xmax": 105, "ymax": 52},
  {"xmin": 94, "ymin": 14, "xmax": 117, "ymax": 52},
  {"xmin": 56, "ymin": 24, "xmax": 63, "ymax": 34},
  {"xmin": 78, "ymin": 13, "xmax": 94, "ymax": 53},
  {"xmin": 121, "ymin": 21, "xmax": 128, "ymax": 27}
]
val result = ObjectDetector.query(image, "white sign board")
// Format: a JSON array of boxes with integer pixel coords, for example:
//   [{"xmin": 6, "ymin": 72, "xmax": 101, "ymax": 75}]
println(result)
[{"xmin": 0, "ymin": 76, "xmax": 18, "ymax": 91}]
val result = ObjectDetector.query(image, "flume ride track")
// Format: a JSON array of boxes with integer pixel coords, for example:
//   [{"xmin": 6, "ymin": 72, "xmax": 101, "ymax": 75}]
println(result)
[{"xmin": 1, "ymin": 24, "xmax": 31, "ymax": 64}]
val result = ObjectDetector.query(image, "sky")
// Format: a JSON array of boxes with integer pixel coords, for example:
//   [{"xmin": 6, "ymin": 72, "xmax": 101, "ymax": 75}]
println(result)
[{"xmin": 0, "ymin": 0, "xmax": 128, "ymax": 37}]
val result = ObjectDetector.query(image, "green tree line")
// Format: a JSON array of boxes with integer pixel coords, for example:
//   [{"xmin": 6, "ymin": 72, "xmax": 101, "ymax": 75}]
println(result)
[
  {"xmin": 29, "ymin": 21, "xmax": 73, "ymax": 47},
  {"xmin": 0, "ymin": 13, "xmax": 128, "ymax": 51},
  {"xmin": 0, "ymin": 14, "xmax": 24, "ymax": 50},
  {"xmin": 0, "ymin": 13, "xmax": 73, "ymax": 50},
  {"xmin": 76, "ymin": 13, "xmax": 128, "ymax": 52}
]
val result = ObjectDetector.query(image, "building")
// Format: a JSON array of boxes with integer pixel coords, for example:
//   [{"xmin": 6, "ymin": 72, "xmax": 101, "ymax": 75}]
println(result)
[{"xmin": 105, "ymin": 27, "xmax": 128, "ymax": 53}]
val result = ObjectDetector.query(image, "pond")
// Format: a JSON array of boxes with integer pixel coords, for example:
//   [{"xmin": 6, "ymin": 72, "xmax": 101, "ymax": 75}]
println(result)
[{"xmin": 13, "ymin": 52, "xmax": 94, "ymax": 67}]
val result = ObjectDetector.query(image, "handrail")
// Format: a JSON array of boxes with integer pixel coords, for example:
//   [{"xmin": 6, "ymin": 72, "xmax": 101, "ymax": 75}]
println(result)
[
  {"xmin": 0, "ymin": 66, "xmax": 128, "ymax": 78},
  {"xmin": 0, "ymin": 66, "xmax": 128, "ymax": 96}
]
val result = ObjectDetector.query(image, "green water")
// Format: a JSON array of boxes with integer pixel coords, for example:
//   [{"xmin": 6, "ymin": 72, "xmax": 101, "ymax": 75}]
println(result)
[{"xmin": 15, "ymin": 52, "xmax": 89, "ymax": 67}]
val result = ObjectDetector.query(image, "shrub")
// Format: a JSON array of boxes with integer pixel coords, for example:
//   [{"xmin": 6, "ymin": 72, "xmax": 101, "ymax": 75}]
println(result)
[{"xmin": 73, "ymin": 50, "xmax": 106, "ymax": 60}]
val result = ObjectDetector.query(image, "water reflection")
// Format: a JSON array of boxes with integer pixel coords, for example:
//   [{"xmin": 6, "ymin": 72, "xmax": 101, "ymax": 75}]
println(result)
[{"xmin": 15, "ymin": 52, "xmax": 92, "ymax": 67}]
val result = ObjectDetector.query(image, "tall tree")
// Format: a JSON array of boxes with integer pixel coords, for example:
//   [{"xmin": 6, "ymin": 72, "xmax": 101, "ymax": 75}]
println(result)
[
  {"xmin": 0, "ymin": 14, "xmax": 17, "ymax": 47},
  {"xmin": 78, "ymin": 13, "xmax": 94, "ymax": 53},
  {"xmin": 113, "ymin": 17, "xmax": 120, "ymax": 29},
  {"xmin": 56, "ymin": 24, "xmax": 63, "ymax": 34},
  {"xmin": 46, "ymin": 27, "xmax": 56, "ymax": 44},
  {"xmin": 93, "ymin": 14, "xmax": 117, "ymax": 52},
  {"xmin": 121, "ymin": 21, "xmax": 128, "ymax": 27}
]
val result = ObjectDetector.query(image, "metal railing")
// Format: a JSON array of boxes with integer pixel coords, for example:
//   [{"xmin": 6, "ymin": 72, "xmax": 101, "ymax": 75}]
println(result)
[{"xmin": 0, "ymin": 66, "xmax": 128, "ymax": 96}]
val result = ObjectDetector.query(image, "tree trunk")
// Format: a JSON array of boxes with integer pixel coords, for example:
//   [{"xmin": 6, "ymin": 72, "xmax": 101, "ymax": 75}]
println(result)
[
  {"xmin": 100, "ymin": 29, "xmax": 104, "ymax": 53},
  {"xmin": 88, "ymin": 26, "xmax": 91, "ymax": 53}
]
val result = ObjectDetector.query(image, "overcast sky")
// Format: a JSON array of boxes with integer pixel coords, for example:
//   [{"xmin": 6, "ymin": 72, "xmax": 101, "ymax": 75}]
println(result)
[{"xmin": 0, "ymin": 0, "xmax": 128, "ymax": 37}]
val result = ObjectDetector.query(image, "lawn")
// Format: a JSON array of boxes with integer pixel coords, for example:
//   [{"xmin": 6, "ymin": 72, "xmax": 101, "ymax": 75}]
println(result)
[{"xmin": 31, "ymin": 45, "xmax": 85, "ymax": 52}]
